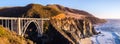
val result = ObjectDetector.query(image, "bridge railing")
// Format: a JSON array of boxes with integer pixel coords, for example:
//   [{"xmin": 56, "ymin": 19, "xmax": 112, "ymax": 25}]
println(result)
[{"xmin": 0, "ymin": 17, "xmax": 50, "ymax": 20}]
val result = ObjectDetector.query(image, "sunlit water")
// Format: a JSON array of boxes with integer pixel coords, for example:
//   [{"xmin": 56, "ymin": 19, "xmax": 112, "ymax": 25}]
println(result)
[{"xmin": 91, "ymin": 19, "xmax": 120, "ymax": 44}]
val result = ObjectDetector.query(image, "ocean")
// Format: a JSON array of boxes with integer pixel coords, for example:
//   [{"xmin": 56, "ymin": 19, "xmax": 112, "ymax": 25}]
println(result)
[{"xmin": 91, "ymin": 19, "xmax": 120, "ymax": 44}]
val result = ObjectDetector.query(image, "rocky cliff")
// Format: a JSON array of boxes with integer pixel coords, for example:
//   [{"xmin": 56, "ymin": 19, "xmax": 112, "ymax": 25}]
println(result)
[
  {"xmin": 0, "ymin": 4, "xmax": 105, "ymax": 44},
  {"xmin": 50, "ymin": 14, "xmax": 98, "ymax": 44}
]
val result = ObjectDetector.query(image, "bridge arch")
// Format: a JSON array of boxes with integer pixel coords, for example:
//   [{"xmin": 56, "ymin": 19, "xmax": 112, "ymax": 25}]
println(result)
[{"xmin": 21, "ymin": 20, "xmax": 42, "ymax": 37}]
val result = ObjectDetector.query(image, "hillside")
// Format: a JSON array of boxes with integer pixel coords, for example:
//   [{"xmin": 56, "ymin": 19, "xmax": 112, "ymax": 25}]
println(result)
[
  {"xmin": 0, "ymin": 4, "xmax": 105, "ymax": 24},
  {"xmin": 0, "ymin": 4, "xmax": 61, "ymax": 18},
  {"xmin": 0, "ymin": 4, "xmax": 106, "ymax": 44},
  {"xmin": 47, "ymin": 4, "xmax": 106, "ymax": 24}
]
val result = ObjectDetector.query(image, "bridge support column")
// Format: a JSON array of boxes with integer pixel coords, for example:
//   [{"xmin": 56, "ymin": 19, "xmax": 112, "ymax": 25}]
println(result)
[
  {"xmin": 37, "ymin": 20, "xmax": 44, "ymax": 37},
  {"xmin": 17, "ymin": 18, "xmax": 21, "ymax": 35},
  {"xmin": 8, "ymin": 20, "xmax": 9, "ymax": 29},
  {"xmin": 41, "ymin": 20, "xmax": 43, "ymax": 35},
  {"xmin": 11, "ymin": 20, "xmax": 13, "ymax": 31},
  {"xmin": 5, "ymin": 20, "xmax": 7, "ymax": 28},
  {"xmin": 1, "ymin": 19, "xmax": 3, "ymax": 26}
]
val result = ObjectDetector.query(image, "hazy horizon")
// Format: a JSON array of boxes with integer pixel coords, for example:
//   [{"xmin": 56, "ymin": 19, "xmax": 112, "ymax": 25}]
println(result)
[{"xmin": 0, "ymin": 0, "xmax": 120, "ymax": 19}]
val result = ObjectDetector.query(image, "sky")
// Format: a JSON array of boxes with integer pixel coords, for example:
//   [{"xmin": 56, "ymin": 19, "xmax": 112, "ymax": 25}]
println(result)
[{"xmin": 0, "ymin": 0, "xmax": 120, "ymax": 19}]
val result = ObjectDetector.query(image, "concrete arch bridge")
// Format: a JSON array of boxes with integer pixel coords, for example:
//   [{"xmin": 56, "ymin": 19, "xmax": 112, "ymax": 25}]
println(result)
[{"xmin": 0, "ymin": 17, "xmax": 49, "ymax": 37}]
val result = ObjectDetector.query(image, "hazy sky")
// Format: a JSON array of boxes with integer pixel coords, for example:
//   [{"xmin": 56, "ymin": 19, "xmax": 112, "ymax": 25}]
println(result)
[{"xmin": 0, "ymin": 0, "xmax": 120, "ymax": 19}]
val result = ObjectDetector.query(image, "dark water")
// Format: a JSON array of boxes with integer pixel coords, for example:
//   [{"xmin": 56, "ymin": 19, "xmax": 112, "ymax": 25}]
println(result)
[{"xmin": 93, "ymin": 19, "xmax": 120, "ymax": 44}]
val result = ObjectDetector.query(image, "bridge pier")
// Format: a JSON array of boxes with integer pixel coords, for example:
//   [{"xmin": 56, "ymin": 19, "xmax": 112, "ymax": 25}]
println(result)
[
  {"xmin": 11, "ymin": 20, "xmax": 13, "ymax": 31},
  {"xmin": 5, "ymin": 20, "xmax": 7, "ymax": 28},
  {"xmin": 1, "ymin": 19, "xmax": 3, "ymax": 26},
  {"xmin": 37, "ymin": 20, "xmax": 44, "ymax": 37},
  {"xmin": 7, "ymin": 20, "xmax": 9, "ymax": 28},
  {"xmin": 17, "ymin": 18, "xmax": 22, "ymax": 35}
]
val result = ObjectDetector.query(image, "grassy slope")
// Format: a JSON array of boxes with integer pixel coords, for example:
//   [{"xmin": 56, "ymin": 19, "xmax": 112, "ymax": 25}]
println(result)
[{"xmin": 0, "ymin": 25, "xmax": 33, "ymax": 44}]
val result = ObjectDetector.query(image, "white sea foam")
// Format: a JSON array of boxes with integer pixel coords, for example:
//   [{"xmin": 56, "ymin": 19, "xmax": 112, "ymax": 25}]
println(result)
[
  {"xmin": 91, "ymin": 31, "xmax": 116, "ymax": 44},
  {"xmin": 91, "ymin": 19, "xmax": 120, "ymax": 44}
]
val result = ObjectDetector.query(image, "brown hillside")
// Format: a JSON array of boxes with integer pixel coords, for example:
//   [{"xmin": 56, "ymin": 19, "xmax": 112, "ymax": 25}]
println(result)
[
  {"xmin": 47, "ymin": 4, "xmax": 106, "ymax": 24},
  {"xmin": 0, "ymin": 25, "xmax": 33, "ymax": 44},
  {"xmin": 0, "ymin": 4, "xmax": 61, "ymax": 18}
]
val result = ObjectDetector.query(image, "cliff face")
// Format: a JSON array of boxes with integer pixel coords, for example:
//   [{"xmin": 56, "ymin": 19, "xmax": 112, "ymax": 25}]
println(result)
[
  {"xmin": 50, "ymin": 14, "xmax": 98, "ymax": 44},
  {"xmin": 0, "ymin": 4, "xmax": 104, "ymax": 44}
]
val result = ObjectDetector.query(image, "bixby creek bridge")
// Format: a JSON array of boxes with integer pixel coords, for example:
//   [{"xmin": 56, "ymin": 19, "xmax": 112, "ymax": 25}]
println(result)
[{"xmin": 0, "ymin": 17, "xmax": 49, "ymax": 37}]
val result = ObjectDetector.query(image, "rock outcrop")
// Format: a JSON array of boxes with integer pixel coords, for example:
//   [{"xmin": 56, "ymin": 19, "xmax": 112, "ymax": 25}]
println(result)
[{"xmin": 50, "ymin": 14, "xmax": 98, "ymax": 44}]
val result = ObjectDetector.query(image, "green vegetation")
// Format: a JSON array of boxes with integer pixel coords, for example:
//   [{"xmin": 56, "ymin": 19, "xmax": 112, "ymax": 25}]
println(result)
[{"xmin": 0, "ymin": 25, "xmax": 12, "ymax": 38}]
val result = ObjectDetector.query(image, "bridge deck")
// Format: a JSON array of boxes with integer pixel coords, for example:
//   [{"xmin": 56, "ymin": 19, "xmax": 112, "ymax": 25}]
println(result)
[{"xmin": 0, "ymin": 17, "xmax": 50, "ymax": 20}]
